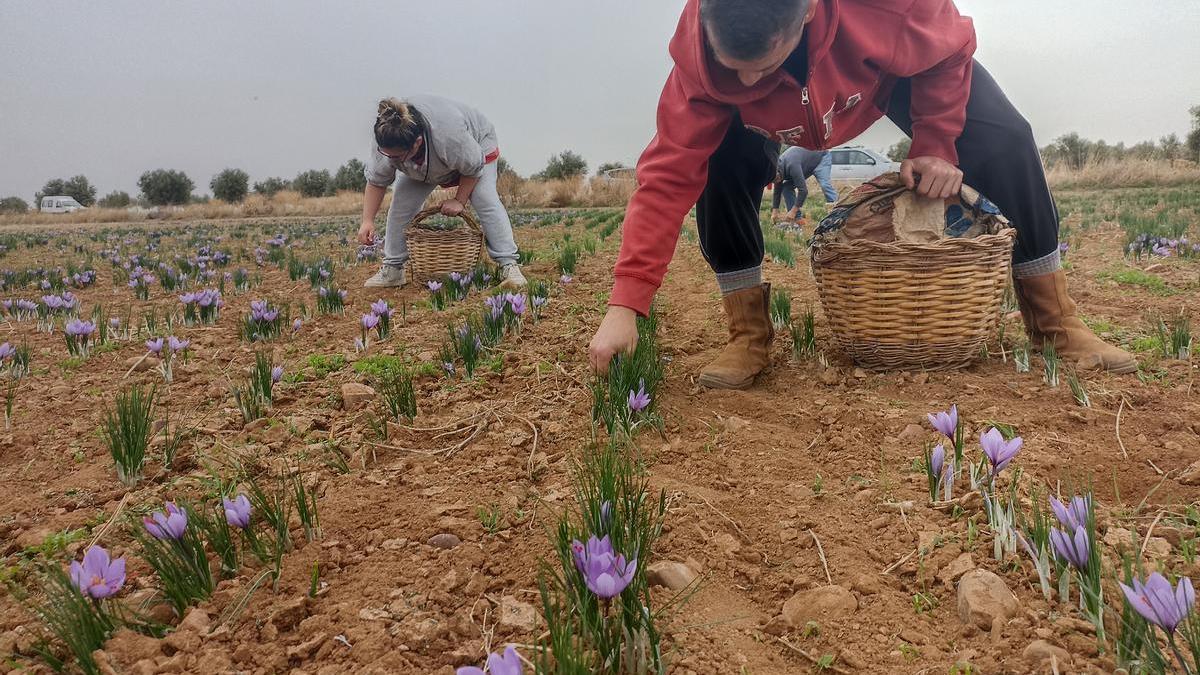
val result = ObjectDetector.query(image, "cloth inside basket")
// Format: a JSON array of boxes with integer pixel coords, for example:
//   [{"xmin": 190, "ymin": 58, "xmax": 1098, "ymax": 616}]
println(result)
[{"xmin": 812, "ymin": 172, "xmax": 1009, "ymax": 246}]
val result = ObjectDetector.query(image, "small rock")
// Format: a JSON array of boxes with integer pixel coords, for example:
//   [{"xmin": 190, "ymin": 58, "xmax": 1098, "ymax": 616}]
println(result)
[
  {"xmin": 819, "ymin": 368, "xmax": 841, "ymax": 386},
  {"xmin": 957, "ymin": 569, "xmax": 1019, "ymax": 630},
  {"xmin": 852, "ymin": 367, "xmax": 868, "ymax": 379},
  {"xmin": 850, "ymin": 573, "xmax": 881, "ymax": 595},
  {"xmin": 341, "ymin": 383, "xmax": 377, "ymax": 411},
  {"xmin": 498, "ymin": 595, "xmax": 538, "ymax": 632},
  {"xmin": 1144, "ymin": 537, "xmax": 1172, "ymax": 559},
  {"xmin": 102, "ymin": 629, "xmax": 163, "ymax": 664},
  {"xmin": 938, "ymin": 553, "xmax": 976, "ymax": 588},
  {"xmin": 898, "ymin": 424, "xmax": 925, "ymax": 443},
  {"xmin": 723, "ymin": 416, "xmax": 750, "ymax": 433},
  {"xmin": 1103, "ymin": 527, "xmax": 1137, "ymax": 550},
  {"xmin": 427, "ymin": 533, "xmax": 461, "ymax": 549},
  {"xmin": 1179, "ymin": 460, "xmax": 1200, "ymax": 486},
  {"xmin": 124, "ymin": 355, "xmax": 159, "ymax": 372},
  {"xmin": 178, "ymin": 607, "xmax": 210, "ymax": 634},
  {"xmin": 782, "ymin": 585, "xmax": 858, "ymax": 627},
  {"xmin": 1023, "ymin": 639, "xmax": 1071, "ymax": 668},
  {"xmin": 646, "ymin": 561, "xmax": 698, "ymax": 591}
]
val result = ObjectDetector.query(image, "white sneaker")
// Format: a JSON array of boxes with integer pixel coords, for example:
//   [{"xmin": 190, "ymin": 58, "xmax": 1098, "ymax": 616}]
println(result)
[
  {"xmin": 364, "ymin": 264, "xmax": 407, "ymax": 288},
  {"xmin": 498, "ymin": 263, "xmax": 527, "ymax": 290}
]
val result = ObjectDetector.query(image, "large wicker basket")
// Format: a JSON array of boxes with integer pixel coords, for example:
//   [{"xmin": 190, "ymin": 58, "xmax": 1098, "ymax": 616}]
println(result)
[
  {"xmin": 809, "ymin": 174, "xmax": 1016, "ymax": 371},
  {"xmin": 406, "ymin": 207, "xmax": 485, "ymax": 283}
]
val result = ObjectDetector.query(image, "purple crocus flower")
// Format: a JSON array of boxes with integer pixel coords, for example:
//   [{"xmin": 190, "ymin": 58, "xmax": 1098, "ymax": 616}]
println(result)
[
  {"xmin": 1119, "ymin": 572, "xmax": 1195, "ymax": 634},
  {"xmin": 927, "ymin": 405, "xmax": 958, "ymax": 440},
  {"xmin": 507, "ymin": 293, "xmax": 527, "ymax": 316},
  {"xmin": 361, "ymin": 313, "xmax": 380, "ymax": 331},
  {"xmin": 260, "ymin": 309, "xmax": 279, "ymax": 322},
  {"xmin": 600, "ymin": 501, "xmax": 613, "ymax": 529},
  {"xmin": 109, "ymin": 317, "xmax": 121, "ymax": 329},
  {"xmin": 0, "ymin": 343, "xmax": 14, "ymax": 360},
  {"xmin": 457, "ymin": 645, "xmax": 523, "ymax": 675},
  {"xmin": 143, "ymin": 501, "xmax": 188, "ymax": 540},
  {"xmin": 1050, "ymin": 495, "xmax": 1091, "ymax": 531},
  {"xmin": 65, "ymin": 319, "xmax": 96, "ymax": 337},
  {"xmin": 571, "ymin": 535, "xmax": 637, "ymax": 599},
  {"xmin": 271, "ymin": 365, "xmax": 284, "ymax": 383},
  {"xmin": 442, "ymin": 361, "xmax": 456, "ymax": 375},
  {"xmin": 979, "ymin": 427, "xmax": 1022, "ymax": 476},
  {"xmin": 1050, "ymin": 525, "xmax": 1089, "ymax": 569},
  {"xmin": 223, "ymin": 494, "xmax": 252, "ymax": 529},
  {"xmin": 930, "ymin": 444, "xmax": 946, "ymax": 478},
  {"xmin": 532, "ymin": 295, "xmax": 548, "ymax": 308},
  {"xmin": 370, "ymin": 299, "xmax": 390, "ymax": 316},
  {"xmin": 337, "ymin": 290, "xmax": 348, "ymax": 301},
  {"xmin": 69, "ymin": 546, "xmax": 126, "ymax": 599},
  {"xmin": 249, "ymin": 300, "xmax": 268, "ymax": 315},
  {"xmin": 167, "ymin": 336, "xmax": 189, "ymax": 353},
  {"xmin": 627, "ymin": 379, "xmax": 651, "ymax": 413},
  {"xmin": 145, "ymin": 337, "xmax": 164, "ymax": 354},
  {"xmin": 179, "ymin": 292, "xmax": 198, "ymax": 305},
  {"xmin": 292, "ymin": 318, "xmax": 303, "ymax": 332},
  {"xmin": 559, "ymin": 274, "xmax": 573, "ymax": 284}
]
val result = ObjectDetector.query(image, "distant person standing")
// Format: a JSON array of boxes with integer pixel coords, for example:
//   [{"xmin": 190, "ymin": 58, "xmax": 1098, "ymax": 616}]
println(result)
[
  {"xmin": 770, "ymin": 146, "xmax": 838, "ymax": 226},
  {"xmin": 357, "ymin": 96, "xmax": 527, "ymax": 290}
]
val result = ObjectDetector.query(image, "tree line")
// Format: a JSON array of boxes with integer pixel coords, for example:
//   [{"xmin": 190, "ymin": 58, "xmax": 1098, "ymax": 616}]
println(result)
[{"xmin": 1, "ymin": 150, "xmax": 631, "ymax": 215}]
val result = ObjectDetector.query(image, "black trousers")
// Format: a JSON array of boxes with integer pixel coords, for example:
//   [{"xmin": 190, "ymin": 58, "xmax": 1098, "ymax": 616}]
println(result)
[{"xmin": 696, "ymin": 60, "xmax": 1058, "ymax": 273}]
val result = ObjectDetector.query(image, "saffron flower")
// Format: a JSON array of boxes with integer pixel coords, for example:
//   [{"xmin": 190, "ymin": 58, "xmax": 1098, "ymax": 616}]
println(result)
[
  {"xmin": 627, "ymin": 379, "xmax": 651, "ymax": 413},
  {"xmin": 927, "ymin": 405, "xmax": 958, "ymax": 440},
  {"xmin": 457, "ymin": 645, "xmax": 523, "ymax": 675},
  {"xmin": 1050, "ymin": 495, "xmax": 1091, "ymax": 531},
  {"xmin": 600, "ymin": 500, "xmax": 613, "ymax": 529},
  {"xmin": 0, "ymin": 343, "xmax": 15, "ymax": 360},
  {"xmin": 507, "ymin": 293, "xmax": 527, "ymax": 316},
  {"xmin": 145, "ymin": 337, "xmax": 164, "ymax": 354},
  {"xmin": 69, "ymin": 546, "xmax": 126, "ymax": 599},
  {"xmin": 223, "ymin": 494, "xmax": 252, "ymax": 529},
  {"xmin": 361, "ymin": 313, "xmax": 380, "ymax": 331},
  {"xmin": 1050, "ymin": 525, "xmax": 1089, "ymax": 569},
  {"xmin": 930, "ymin": 444, "xmax": 946, "ymax": 478},
  {"xmin": 559, "ymin": 274, "xmax": 573, "ymax": 284},
  {"xmin": 292, "ymin": 318, "xmax": 303, "ymax": 332},
  {"xmin": 167, "ymin": 336, "xmax": 189, "ymax": 353},
  {"xmin": 1119, "ymin": 572, "xmax": 1195, "ymax": 634},
  {"xmin": 144, "ymin": 501, "xmax": 188, "ymax": 540},
  {"xmin": 64, "ymin": 318, "xmax": 96, "ymax": 338},
  {"xmin": 571, "ymin": 535, "xmax": 637, "ymax": 599},
  {"xmin": 370, "ymin": 299, "xmax": 390, "ymax": 316},
  {"xmin": 271, "ymin": 365, "xmax": 284, "ymax": 383},
  {"xmin": 426, "ymin": 280, "xmax": 443, "ymax": 292},
  {"xmin": 979, "ymin": 427, "xmax": 1022, "ymax": 476}
]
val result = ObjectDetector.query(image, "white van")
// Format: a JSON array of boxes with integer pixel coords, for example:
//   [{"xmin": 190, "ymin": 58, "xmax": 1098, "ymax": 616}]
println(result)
[{"xmin": 40, "ymin": 196, "xmax": 85, "ymax": 213}]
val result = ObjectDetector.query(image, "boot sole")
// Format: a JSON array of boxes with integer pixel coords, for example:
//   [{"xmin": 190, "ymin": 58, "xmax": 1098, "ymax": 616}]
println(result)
[
  {"xmin": 697, "ymin": 372, "xmax": 757, "ymax": 390},
  {"xmin": 363, "ymin": 282, "xmax": 407, "ymax": 288}
]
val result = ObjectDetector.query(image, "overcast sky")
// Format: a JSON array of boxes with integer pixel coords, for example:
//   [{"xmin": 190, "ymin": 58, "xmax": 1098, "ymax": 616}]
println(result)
[{"xmin": 2, "ymin": 0, "xmax": 1198, "ymax": 201}]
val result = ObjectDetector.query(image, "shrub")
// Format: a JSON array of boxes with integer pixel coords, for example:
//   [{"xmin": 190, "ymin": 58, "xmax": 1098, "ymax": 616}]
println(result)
[
  {"xmin": 535, "ymin": 150, "xmax": 588, "ymax": 180},
  {"xmin": 0, "ymin": 196, "xmax": 28, "ymax": 213},
  {"xmin": 252, "ymin": 177, "xmax": 290, "ymax": 198},
  {"xmin": 210, "ymin": 168, "xmax": 250, "ymax": 203},
  {"xmin": 96, "ymin": 191, "xmax": 131, "ymax": 208},
  {"xmin": 293, "ymin": 170, "xmax": 332, "ymax": 198},
  {"xmin": 138, "ymin": 169, "xmax": 194, "ymax": 206},
  {"xmin": 331, "ymin": 159, "xmax": 366, "ymax": 193}
]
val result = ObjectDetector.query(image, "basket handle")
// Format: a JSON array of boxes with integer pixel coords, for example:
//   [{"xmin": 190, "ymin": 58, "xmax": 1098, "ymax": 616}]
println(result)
[{"xmin": 410, "ymin": 206, "xmax": 482, "ymax": 233}]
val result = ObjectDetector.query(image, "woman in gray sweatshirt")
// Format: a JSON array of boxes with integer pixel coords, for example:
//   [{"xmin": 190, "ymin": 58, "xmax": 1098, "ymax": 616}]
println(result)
[{"xmin": 357, "ymin": 96, "xmax": 526, "ymax": 289}]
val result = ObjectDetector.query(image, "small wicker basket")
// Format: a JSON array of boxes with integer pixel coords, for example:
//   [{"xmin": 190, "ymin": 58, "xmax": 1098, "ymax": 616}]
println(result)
[
  {"xmin": 809, "ymin": 175, "xmax": 1016, "ymax": 371},
  {"xmin": 406, "ymin": 207, "xmax": 485, "ymax": 283}
]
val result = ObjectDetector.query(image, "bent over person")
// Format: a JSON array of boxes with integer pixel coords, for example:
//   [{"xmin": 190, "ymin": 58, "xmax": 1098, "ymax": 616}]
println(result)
[
  {"xmin": 358, "ymin": 95, "xmax": 526, "ymax": 290},
  {"xmin": 588, "ymin": 0, "xmax": 1136, "ymax": 387}
]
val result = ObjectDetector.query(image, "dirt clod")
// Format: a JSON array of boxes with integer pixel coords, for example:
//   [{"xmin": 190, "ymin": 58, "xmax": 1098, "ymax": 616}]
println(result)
[
  {"xmin": 646, "ymin": 560, "xmax": 698, "ymax": 591},
  {"xmin": 957, "ymin": 569, "xmax": 1019, "ymax": 630},
  {"xmin": 782, "ymin": 585, "xmax": 858, "ymax": 627}
]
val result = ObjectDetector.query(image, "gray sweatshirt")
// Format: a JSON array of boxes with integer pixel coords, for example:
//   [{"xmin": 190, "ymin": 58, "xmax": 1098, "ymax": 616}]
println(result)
[
  {"xmin": 364, "ymin": 94, "xmax": 499, "ymax": 187},
  {"xmin": 778, "ymin": 146, "xmax": 827, "ymax": 183}
]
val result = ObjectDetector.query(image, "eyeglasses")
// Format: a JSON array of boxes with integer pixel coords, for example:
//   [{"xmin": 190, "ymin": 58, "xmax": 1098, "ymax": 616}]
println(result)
[{"xmin": 378, "ymin": 148, "xmax": 409, "ymax": 161}]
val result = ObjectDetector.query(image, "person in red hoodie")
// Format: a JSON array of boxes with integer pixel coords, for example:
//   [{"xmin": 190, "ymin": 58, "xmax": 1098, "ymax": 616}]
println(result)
[{"xmin": 588, "ymin": 0, "xmax": 1137, "ymax": 387}]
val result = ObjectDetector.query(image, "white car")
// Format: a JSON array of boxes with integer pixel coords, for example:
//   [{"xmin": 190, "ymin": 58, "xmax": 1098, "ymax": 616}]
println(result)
[
  {"xmin": 39, "ymin": 195, "xmax": 85, "ymax": 213},
  {"xmin": 829, "ymin": 146, "xmax": 900, "ymax": 183}
]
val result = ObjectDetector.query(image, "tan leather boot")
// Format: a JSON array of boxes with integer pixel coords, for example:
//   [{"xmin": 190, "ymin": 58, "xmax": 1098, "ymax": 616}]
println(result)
[
  {"xmin": 698, "ymin": 283, "xmax": 774, "ymax": 389},
  {"xmin": 1013, "ymin": 269, "xmax": 1138, "ymax": 374}
]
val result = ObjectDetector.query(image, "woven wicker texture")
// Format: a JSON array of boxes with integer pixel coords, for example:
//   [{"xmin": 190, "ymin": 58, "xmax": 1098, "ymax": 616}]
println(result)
[
  {"xmin": 811, "ymin": 229, "xmax": 1016, "ymax": 371},
  {"xmin": 406, "ymin": 207, "xmax": 484, "ymax": 283}
]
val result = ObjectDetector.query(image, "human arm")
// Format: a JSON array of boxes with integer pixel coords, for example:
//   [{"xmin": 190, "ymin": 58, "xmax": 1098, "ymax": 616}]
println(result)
[
  {"xmin": 440, "ymin": 174, "xmax": 479, "ymax": 217},
  {"xmin": 358, "ymin": 182, "xmax": 388, "ymax": 245},
  {"xmin": 890, "ymin": 0, "xmax": 976, "ymax": 198}
]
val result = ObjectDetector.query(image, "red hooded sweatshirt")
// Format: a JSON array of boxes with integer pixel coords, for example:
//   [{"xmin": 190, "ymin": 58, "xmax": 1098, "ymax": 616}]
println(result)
[{"xmin": 611, "ymin": 0, "xmax": 976, "ymax": 316}]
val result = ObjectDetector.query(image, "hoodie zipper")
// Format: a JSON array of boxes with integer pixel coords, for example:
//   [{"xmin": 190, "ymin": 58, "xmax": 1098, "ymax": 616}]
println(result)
[{"xmin": 801, "ymin": 81, "xmax": 823, "ymax": 150}]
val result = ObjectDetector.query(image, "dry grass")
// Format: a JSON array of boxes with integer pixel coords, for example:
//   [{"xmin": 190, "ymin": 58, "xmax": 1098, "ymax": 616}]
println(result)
[
  {"xmin": 1046, "ymin": 158, "xmax": 1200, "ymax": 190},
  {"xmin": 1, "ymin": 176, "xmax": 637, "ymax": 228}
]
